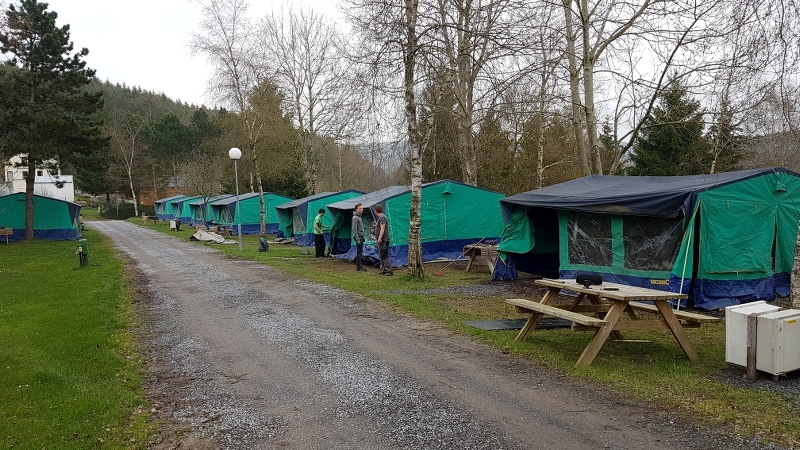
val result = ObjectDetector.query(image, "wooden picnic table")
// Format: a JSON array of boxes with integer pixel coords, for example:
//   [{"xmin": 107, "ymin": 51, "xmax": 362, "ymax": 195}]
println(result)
[
  {"xmin": 0, "ymin": 227, "xmax": 12, "ymax": 244},
  {"xmin": 463, "ymin": 243, "xmax": 499, "ymax": 273},
  {"xmin": 141, "ymin": 215, "xmax": 160, "ymax": 224},
  {"xmin": 506, "ymin": 278, "xmax": 720, "ymax": 366}
]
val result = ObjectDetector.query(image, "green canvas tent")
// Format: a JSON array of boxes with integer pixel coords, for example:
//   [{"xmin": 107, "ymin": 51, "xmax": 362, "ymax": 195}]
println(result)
[
  {"xmin": 209, "ymin": 192, "xmax": 293, "ymax": 235},
  {"xmin": 327, "ymin": 180, "xmax": 505, "ymax": 267},
  {"xmin": 171, "ymin": 196, "xmax": 204, "ymax": 224},
  {"xmin": 154, "ymin": 195, "xmax": 188, "ymax": 220},
  {"xmin": 274, "ymin": 190, "xmax": 364, "ymax": 245},
  {"xmin": 188, "ymin": 195, "xmax": 232, "ymax": 227},
  {"xmin": 496, "ymin": 167, "xmax": 800, "ymax": 310},
  {"xmin": 0, "ymin": 193, "xmax": 82, "ymax": 242}
]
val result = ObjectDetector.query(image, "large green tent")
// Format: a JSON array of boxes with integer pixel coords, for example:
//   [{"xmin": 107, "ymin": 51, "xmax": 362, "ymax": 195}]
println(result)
[
  {"xmin": 154, "ymin": 195, "xmax": 188, "ymax": 220},
  {"xmin": 496, "ymin": 167, "xmax": 800, "ymax": 310},
  {"xmin": 171, "ymin": 196, "xmax": 204, "ymax": 224},
  {"xmin": 274, "ymin": 190, "xmax": 364, "ymax": 246},
  {"xmin": 0, "ymin": 193, "xmax": 82, "ymax": 242},
  {"xmin": 209, "ymin": 192, "xmax": 293, "ymax": 235},
  {"xmin": 327, "ymin": 180, "xmax": 505, "ymax": 267},
  {"xmin": 188, "ymin": 195, "xmax": 232, "ymax": 227}
]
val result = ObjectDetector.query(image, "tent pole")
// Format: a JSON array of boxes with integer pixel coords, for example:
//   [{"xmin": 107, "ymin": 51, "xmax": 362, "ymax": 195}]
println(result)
[{"xmin": 677, "ymin": 222, "xmax": 693, "ymax": 311}]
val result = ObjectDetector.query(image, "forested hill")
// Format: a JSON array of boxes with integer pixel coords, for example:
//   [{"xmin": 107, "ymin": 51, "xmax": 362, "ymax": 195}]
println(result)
[{"xmin": 89, "ymin": 79, "xmax": 203, "ymax": 122}]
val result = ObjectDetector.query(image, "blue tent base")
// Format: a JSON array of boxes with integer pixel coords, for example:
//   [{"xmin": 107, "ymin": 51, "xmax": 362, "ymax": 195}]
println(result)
[
  {"xmin": 2, "ymin": 228, "xmax": 82, "ymax": 243},
  {"xmin": 333, "ymin": 238, "xmax": 503, "ymax": 269}
]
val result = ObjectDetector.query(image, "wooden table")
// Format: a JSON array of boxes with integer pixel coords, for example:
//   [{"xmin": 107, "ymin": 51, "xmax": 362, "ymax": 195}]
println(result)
[
  {"xmin": 506, "ymin": 278, "xmax": 720, "ymax": 366},
  {"xmin": 463, "ymin": 244, "xmax": 499, "ymax": 273},
  {"xmin": 141, "ymin": 215, "xmax": 160, "ymax": 224}
]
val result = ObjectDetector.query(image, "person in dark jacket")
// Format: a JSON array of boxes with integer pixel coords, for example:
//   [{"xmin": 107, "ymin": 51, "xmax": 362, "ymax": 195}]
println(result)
[
  {"xmin": 351, "ymin": 203, "xmax": 366, "ymax": 271},
  {"xmin": 375, "ymin": 204, "xmax": 392, "ymax": 275}
]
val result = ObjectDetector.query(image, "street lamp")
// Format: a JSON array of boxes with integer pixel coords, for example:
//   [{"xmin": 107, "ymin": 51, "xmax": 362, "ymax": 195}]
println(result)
[{"xmin": 228, "ymin": 147, "xmax": 243, "ymax": 251}]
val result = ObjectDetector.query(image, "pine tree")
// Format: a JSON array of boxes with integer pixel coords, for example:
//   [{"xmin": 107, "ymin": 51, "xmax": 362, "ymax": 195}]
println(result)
[
  {"xmin": 0, "ymin": 0, "xmax": 106, "ymax": 239},
  {"xmin": 627, "ymin": 78, "xmax": 709, "ymax": 176}
]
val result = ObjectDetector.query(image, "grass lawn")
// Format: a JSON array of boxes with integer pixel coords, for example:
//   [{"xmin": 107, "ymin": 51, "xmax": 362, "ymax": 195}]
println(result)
[
  {"xmin": 150, "ymin": 220, "xmax": 799, "ymax": 447},
  {"xmin": 0, "ymin": 229, "xmax": 152, "ymax": 449}
]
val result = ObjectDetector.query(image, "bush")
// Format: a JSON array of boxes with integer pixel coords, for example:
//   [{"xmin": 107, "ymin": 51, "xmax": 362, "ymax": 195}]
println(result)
[{"xmin": 100, "ymin": 203, "xmax": 154, "ymax": 220}]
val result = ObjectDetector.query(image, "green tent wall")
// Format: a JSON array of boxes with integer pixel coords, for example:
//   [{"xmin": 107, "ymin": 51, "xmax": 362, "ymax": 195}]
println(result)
[
  {"xmin": 0, "ymin": 193, "xmax": 82, "ymax": 242},
  {"xmin": 327, "ymin": 180, "xmax": 505, "ymax": 267},
  {"xmin": 497, "ymin": 167, "xmax": 800, "ymax": 310}
]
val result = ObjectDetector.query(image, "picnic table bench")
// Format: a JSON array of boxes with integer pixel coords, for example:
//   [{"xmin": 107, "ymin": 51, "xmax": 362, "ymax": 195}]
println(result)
[
  {"xmin": 463, "ymin": 243, "xmax": 499, "ymax": 273},
  {"xmin": 141, "ymin": 215, "xmax": 160, "ymax": 224},
  {"xmin": 506, "ymin": 278, "xmax": 720, "ymax": 366},
  {"xmin": 0, "ymin": 227, "xmax": 12, "ymax": 244}
]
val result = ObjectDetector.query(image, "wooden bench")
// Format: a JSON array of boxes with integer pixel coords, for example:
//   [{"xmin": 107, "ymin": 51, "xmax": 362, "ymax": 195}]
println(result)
[
  {"xmin": 506, "ymin": 298, "xmax": 610, "ymax": 342},
  {"xmin": 628, "ymin": 301, "xmax": 721, "ymax": 324},
  {"xmin": 464, "ymin": 243, "xmax": 499, "ymax": 273},
  {"xmin": 141, "ymin": 215, "xmax": 160, "ymax": 224},
  {"xmin": 0, "ymin": 227, "xmax": 12, "ymax": 244}
]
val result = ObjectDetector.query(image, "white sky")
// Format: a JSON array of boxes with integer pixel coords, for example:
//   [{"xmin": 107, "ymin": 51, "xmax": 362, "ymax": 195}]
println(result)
[{"xmin": 42, "ymin": 0, "xmax": 340, "ymax": 108}]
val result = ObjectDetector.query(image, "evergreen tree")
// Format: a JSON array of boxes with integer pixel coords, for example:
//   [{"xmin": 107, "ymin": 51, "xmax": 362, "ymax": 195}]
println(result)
[
  {"xmin": 627, "ymin": 78, "xmax": 709, "ymax": 176},
  {"xmin": 0, "ymin": 0, "xmax": 106, "ymax": 239}
]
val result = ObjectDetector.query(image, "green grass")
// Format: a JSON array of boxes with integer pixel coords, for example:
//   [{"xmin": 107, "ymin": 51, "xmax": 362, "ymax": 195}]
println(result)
[
  {"xmin": 0, "ymin": 230, "xmax": 152, "ymax": 449},
  {"xmin": 134, "ymin": 219, "xmax": 800, "ymax": 446}
]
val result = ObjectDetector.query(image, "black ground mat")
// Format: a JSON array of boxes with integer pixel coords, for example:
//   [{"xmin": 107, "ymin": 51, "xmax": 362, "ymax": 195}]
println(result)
[{"xmin": 463, "ymin": 318, "xmax": 572, "ymax": 331}]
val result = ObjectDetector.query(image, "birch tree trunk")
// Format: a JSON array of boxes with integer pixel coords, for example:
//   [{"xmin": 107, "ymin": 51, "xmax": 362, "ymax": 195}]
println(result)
[
  {"xmin": 562, "ymin": 0, "xmax": 589, "ymax": 175},
  {"xmin": 404, "ymin": 0, "xmax": 425, "ymax": 277}
]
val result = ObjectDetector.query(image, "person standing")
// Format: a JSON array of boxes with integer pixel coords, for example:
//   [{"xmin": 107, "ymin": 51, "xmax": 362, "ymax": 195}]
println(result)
[
  {"xmin": 375, "ymin": 204, "xmax": 393, "ymax": 276},
  {"xmin": 352, "ymin": 203, "xmax": 367, "ymax": 271},
  {"xmin": 313, "ymin": 208, "xmax": 326, "ymax": 258}
]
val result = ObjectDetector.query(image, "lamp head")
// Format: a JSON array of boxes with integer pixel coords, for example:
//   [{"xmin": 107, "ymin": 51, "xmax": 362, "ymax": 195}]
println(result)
[{"xmin": 228, "ymin": 147, "xmax": 242, "ymax": 160}]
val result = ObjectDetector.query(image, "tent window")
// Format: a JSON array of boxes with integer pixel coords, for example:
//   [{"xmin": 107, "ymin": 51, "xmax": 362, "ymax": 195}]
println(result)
[
  {"xmin": 292, "ymin": 209, "xmax": 305, "ymax": 233},
  {"xmin": 623, "ymin": 216, "xmax": 683, "ymax": 271},
  {"xmin": 220, "ymin": 207, "xmax": 233, "ymax": 223},
  {"xmin": 567, "ymin": 212, "xmax": 612, "ymax": 267}
]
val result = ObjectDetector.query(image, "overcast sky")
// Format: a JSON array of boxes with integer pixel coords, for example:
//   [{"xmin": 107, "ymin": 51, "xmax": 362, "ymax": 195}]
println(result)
[{"xmin": 41, "ymin": 0, "xmax": 339, "ymax": 108}]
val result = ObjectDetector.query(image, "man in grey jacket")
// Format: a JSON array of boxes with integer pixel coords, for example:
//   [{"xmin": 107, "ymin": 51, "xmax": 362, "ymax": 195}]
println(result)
[{"xmin": 352, "ymin": 203, "xmax": 366, "ymax": 271}]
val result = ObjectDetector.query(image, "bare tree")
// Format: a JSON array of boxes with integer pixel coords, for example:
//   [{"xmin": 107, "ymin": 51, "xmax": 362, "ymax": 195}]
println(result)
[
  {"xmin": 191, "ymin": 0, "xmax": 271, "ymax": 237},
  {"xmin": 424, "ymin": 0, "xmax": 531, "ymax": 186},
  {"xmin": 345, "ymin": 0, "xmax": 431, "ymax": 277},
  {"xmin": 107, "ymin": 113, "xmax": 146, "ymax": 217},
  {"xmin": 257, "ymin": 6, "xmax": 366, "ymax": 194}
]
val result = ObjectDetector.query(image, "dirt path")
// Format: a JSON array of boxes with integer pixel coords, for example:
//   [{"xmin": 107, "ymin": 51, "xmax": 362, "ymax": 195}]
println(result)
[{"xmin": 89, "ymin": 221, "xmax": 775, "ymax": 450}]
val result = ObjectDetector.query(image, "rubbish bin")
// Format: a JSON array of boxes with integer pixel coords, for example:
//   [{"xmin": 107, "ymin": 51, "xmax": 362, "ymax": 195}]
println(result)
[{"xmin": 77, "ymin": 238, "xmax": 89, "ymax": 267}]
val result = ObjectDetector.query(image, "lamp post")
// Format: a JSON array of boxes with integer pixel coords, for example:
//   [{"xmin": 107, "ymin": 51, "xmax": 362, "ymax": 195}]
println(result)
[{"xmin": 228, "ymin": 147, "xmax": 243, "ymax": 251}]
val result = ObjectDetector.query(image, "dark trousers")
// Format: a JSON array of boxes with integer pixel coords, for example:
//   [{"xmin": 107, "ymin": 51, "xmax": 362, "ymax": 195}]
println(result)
[
  {"xmin": 378, "ymin": 241, "xmax": 392, "ymax": 273},
  {"xmin": 314, "ymin": 233, "xmax": 325, "ymax": 257},
  {"xmin": 355, "ymin": 242, "xmax": 364, "ymax": 269}
]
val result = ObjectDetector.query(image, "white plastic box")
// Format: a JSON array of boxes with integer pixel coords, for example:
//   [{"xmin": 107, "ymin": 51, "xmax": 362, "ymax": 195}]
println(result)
[
  {"xmin": 756, "ymin": 309, "xmax": 800, "ymax": 375},
  {"xmin": 725, "ymin": 301, "xmax": 780, "ymax": 366}
]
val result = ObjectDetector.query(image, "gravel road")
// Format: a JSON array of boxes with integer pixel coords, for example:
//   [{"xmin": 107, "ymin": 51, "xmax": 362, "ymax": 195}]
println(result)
[{"xmin": 89, "ymin": 221, "xmax": 784, "ymax": 450}]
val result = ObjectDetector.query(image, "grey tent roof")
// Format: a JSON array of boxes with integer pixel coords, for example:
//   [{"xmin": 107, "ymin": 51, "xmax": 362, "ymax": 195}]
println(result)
[
  {"xmin": 274, "ymin": 191, "xmax": 362, "ymax": 210},
  {"xmin": 501, "ymin": 167, "xmax": 798, "ymax": 218},
  {"xmin": 210, "ymin": 192, "xmax": 261, "ymax": 206},
  {"xmin": 188, "ymin": 194, "xmax": 232, "ymax": 206},
  {"xmin": 326, "ymin": 186, "xmax": 410, "ymax": 210}
]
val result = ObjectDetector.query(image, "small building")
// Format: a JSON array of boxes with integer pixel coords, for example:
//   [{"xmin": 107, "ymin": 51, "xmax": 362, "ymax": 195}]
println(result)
[{"xmin": 3, "ymin": 154, "xmax": 75, "ymax": 202}]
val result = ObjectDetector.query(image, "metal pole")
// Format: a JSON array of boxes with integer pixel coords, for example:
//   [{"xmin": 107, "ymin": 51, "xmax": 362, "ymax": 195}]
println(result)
[{"xmin": 234, "ymin": 159, "xmax": 242, "ymax": 251}]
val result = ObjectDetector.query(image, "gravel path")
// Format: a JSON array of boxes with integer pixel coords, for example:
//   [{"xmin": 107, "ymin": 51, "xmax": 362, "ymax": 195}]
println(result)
[{"xmin": 89, "ymin": 221, "xmax": 785, "ymax": 449}]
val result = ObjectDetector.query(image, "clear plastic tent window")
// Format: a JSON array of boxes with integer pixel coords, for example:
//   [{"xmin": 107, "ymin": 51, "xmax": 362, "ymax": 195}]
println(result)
[
  {"xmin": 292, "ymin": 209, "xmax": 305, "ymax": 233},
  {"xmin": 623, "ymin": 216, "xmax": 683, "ymax": 271},
  {"xmin": 568, "ymin": 212, "xmax": 612, "ymax": 267}
]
